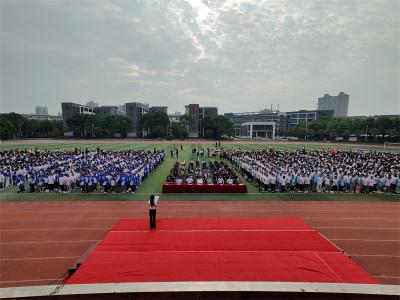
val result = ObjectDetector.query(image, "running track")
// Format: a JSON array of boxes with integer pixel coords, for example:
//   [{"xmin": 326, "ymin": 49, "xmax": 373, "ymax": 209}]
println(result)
[{"xmin": 0, "ymin": 200, "xmax": 399, "ymax": 288}]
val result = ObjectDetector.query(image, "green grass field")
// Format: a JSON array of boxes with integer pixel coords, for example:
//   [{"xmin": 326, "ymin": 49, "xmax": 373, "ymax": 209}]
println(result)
[{"xmin": 0, "ymin": 141, "xmax": 399, "ymax": 202}]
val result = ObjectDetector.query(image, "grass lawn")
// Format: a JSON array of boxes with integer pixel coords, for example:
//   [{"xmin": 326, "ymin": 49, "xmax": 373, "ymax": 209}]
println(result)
[{"xmin": 0, "ymin": 141, "xmax": 399, "ymax": 202}]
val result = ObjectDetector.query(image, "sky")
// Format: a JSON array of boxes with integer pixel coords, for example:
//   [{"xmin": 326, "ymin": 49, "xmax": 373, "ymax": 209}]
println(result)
[{"xmin": 1, "ymin": 0, "xmax": 399, "ymax": 116}]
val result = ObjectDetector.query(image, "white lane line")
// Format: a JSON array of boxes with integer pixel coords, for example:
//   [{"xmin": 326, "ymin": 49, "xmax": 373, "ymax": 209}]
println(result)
[
  {"xmin": 92, "ymin": 250, "xmax": 341, "ymax": 254},
  {"xmin": 1, "ymin": 256, "xmax": 79, "ymax": 261},
  {"xmin": 315, "ymin": 227, "xmax": 400, "ymax": 230},
  {"xmin": 110, "ymin": 229, "xmax": 316, "ymax": 233},
  {"xmin": 1, "ymin": 218, "xmax": 118, "ymax": 221},
  {"xmin": 1, "ymin": 209, "xmax": 397, "ymax": 213},
  {"xmin": 349, "ymin": 254, "xmax": 400, "ymax": 258},
  {"xmin": 1, "ymin": 217, "xmax": 398, "ymax": 222},
  {"xmin": 0, "ymin": 240, "xmax": 99, "ymax": 244},
  {"xmin": 312, "ymin": 251, "xmax": 343, "ymax": 283},
  {"xmin": 330, "ymin": 238, "xmax": 399, "ymax": 242},
  {"xmin": 1, "ymin": 228, "xmax": 109, "ymax": 231},
  {"xmin": 0, "ymin": 278, "xmax": 64, "ymax": 284}
]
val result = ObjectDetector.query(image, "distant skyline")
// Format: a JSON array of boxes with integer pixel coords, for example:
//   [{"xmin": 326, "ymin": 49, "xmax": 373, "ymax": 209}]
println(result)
[{"xmin": 1, "ymin": 0, "xmax": 399, "ymax": 116}]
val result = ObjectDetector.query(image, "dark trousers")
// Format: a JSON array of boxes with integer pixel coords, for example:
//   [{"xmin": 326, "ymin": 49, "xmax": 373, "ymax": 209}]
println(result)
[{"xmin": 149, "ymin": 209, "xmax": 157, "ymax": 228}]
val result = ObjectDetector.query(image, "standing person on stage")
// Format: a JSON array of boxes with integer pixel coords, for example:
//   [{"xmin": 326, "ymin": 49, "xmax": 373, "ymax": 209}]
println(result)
[{"xmin": 148, "ymin": 194, "xmax": 159, "ymax": 229}]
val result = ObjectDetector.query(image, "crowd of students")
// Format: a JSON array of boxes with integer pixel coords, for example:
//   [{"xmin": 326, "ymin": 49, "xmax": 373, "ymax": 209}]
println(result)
[
  {"xmin": 166, "ymin": 159, "xmax": 241, "ymax": 185},
  {"xmin": 0, "ymin": 149, "xmax": 165, "ymax": 193},
  {"xmin": 224, "ymin": 149, "xmax": 400, "ymax": 193}
]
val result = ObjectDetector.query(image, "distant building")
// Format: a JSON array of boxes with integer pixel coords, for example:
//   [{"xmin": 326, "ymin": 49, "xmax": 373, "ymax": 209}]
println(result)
[
  {"xmin": 200, "ymin": 107, "xmax": 218, "ymax": 119},
  {"xmin": 35, "ymin": 106, "xmax": 48, "ymax": 116},
  {"xmin": 125, "ymin": 102, "xmax": 149, "ymax": 138},
  {"xmin": 240, "ymin": 122, "xmax": 276, "ymax": 139},
  {"xmin": 149, "ymin": 106, "xmax": 168, "ymax": 114},
  {"xmin": 185, "ymin": 104, "xmax": 200, "ymax": 138},
  {"xmin": 95, "ymin": 106, "xmax": 119, "ymax": 116},
  {"xmin": 61, "ymin": 102, "xmax": 96, "ymax": 134},
  {"xmin": 22, "ymin": 114, "xmax": 62, "ymax": 121},
  {"xmin": 86, "ymin": 101, "xmax": 99, "ymax": 108},
  {"xmin": 317, "ymin": 91, "xmax": 349, "ymax": 117},
  {"xmin": 184, "ymin": 105, "xmax": 218, "ymax": 138},
  {"xmin": 286, "ymin": 109, "xmax": 334, "ymax": 127},
  {"xmin": 224, "ymin": 109, "xmax": 287, "ymax": 136},
  {"xmin": 225, "ymin": 108, "xmax": 334, "ymax": 137},
  {"xmin": 118, "ymin": 104, "xmax": 126, "ymax": 116},
  {"xmin": 168, "ymin": 112, "xmax": 181, "ymax": 123}
]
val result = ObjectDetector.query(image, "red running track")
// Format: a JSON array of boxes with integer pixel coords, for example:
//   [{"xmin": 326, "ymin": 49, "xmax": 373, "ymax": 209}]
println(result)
[
  {"xmin": 67, "ymin": 218, "xmax": 377, "ymax": 284},
  {"xmin": 0, "ymin": 200, "xmax": 399, "ymax": 287}
]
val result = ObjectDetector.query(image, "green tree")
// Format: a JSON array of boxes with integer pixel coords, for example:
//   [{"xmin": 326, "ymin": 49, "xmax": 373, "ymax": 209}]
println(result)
[{"xmin": 139, "ymin": 111, "xmax": 170, "ymax": 138}]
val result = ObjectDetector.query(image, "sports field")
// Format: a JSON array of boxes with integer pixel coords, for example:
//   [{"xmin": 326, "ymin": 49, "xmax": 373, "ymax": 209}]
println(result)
[{"xmin": 0, "ymin": 139, "xmax": 399, "ymax": 294}]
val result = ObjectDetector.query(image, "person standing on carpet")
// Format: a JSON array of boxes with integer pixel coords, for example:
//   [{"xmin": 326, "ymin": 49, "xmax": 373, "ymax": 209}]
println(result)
[{"xmin": 148, "ymin": 194, "xmax": 159, "ymax": 229}]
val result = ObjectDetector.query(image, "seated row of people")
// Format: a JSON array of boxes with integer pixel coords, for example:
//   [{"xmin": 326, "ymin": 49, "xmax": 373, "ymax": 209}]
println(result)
[{"xmin": 165, "ymin": 160, "xmax": 241, "ymax": 185}]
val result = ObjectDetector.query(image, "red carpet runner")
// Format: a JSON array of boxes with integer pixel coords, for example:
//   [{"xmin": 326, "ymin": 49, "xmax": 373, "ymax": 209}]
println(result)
[{"xmin": 67, "ymin": 218, "xmax": 378, "ymax": 284}]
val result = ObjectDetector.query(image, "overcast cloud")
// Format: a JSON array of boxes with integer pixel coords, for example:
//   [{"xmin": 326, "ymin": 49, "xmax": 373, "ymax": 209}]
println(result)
[{"xmin": 1, "ymin": 0, "xmax": 399, "ymax": 115}]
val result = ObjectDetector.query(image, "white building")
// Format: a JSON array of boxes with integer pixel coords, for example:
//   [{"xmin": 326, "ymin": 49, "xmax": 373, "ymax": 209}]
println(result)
[
  {"xmin": 240, "ymin": 122, "xmax": 276, "ymax": 139},
  {"xmin": 35, "ymin": 106, "xmax": 48, "ymax": 115},
  {"xmin": 317, "ymin": 91, "xmax": 349, "ymax": 117}
]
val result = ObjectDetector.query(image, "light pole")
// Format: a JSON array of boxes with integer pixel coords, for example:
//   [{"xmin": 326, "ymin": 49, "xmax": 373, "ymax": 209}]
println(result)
[{"xmin": 304, "ymin": 118, "xmax": 308, "ymax": 141}]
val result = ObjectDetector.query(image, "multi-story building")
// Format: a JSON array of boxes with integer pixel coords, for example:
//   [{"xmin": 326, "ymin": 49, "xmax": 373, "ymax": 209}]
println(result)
[
  {"xmin": 317, "ymin": 91, "xmax": 349, "ymax": 117},
  {"xmin": 22, "ymin": 114, "xmax": 62, "ymax": 121},
  {"xmin": 125, "ymin": 102, "xmax": 149, "ymax": 138},
  {"xmin": 185, "ymin": 105, "xmax": 218, "ymax": 138},
  {"xmin": 35, "ymin": 106, "xmax": 48, "ymax": 116},
  {"xmin": 239, "ymin": 122, "xmax": 276, "ymax": 139},
  {"xmin": 224, "ymin": 109, "xmax": 287, "ymax": 136},
  {"xmin": 225, "ymin": 108, "xmax": 334, "ymax": 138},
  {"xmin": 149, "ymin": 106, "xmax": 168, "ymax": 114},
  {"xmin": 200, "ymin": 107, "xmax": 218, "ymax": 119},
  {"xmin": 168, "ymin": 112, "xmax": 181, "ymax": 123},
  {"xmin": 95, "ymin": 106, "xmax": 120, "ymax": 116},
  {"xmin": 61, "ymin": 102, "xmax": 96, "ymax": 134},
  {"xmin": 286, "ymin": 110, "xmax": 334, "ymax": 127},
  {"xmin": 185, "ymin": 104, "xmax": 200, "ymax": 138}
]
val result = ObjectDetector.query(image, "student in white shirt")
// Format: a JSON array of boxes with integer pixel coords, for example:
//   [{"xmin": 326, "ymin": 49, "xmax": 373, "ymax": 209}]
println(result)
[{"xmin": 148, "ymin": 194, "xmax": 159, "ymax": 229}]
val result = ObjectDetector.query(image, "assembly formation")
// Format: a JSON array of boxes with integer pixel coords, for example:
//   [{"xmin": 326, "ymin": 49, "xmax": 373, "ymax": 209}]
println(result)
[
  {"xmin": 0, "ymin": 149, "xmax": 165, "ymax": 193},
  {"xmin": 0, "ymin": 147, "xmax": 399, "ymax": 193}
]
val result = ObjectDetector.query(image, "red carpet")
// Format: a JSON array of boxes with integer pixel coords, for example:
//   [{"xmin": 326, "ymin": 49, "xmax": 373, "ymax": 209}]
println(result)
[{"xmin": 67, "ymin": 218, "xmax": 378, "ymax": 284}]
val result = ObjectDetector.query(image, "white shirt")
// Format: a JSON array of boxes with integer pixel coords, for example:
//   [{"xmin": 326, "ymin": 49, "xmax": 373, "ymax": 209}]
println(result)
[{"xmin": 148, "ymin": 196, "xmax": 159, "ymax": 210}]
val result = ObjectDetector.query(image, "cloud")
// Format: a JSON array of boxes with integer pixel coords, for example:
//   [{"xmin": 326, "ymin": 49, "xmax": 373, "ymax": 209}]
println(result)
[
  {"xmin": 126, "ymin": 64, "xmax": 157, "ymax": 78},
  {"xmin": 0, "ymin": 0, "xmax": 398, "ymax": 115}
]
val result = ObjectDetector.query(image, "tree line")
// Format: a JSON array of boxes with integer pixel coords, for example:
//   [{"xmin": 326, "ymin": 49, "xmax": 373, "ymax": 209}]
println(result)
[
  {"xmin": 0, "ymin": 112, "xmax": 235, "ymax": 140},
  {"xmin": 66, "ymin": 114, "xmax": 129, "ymax": 138},
  {"xmin": 139, "ymin": 111, "xmax": 235, "ymax": 139},
  {"xmin": 0, "ymin": 113, "xmax": 63, "ymax": 139},
  {"xmin": 287, "ymin": 116, "xmax": 400, "ymax": 142}
]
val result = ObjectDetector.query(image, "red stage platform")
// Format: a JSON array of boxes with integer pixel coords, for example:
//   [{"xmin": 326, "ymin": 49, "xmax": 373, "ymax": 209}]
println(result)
[
  {"xmin": 162, "ymin": 183, "xmax": 247, "ymax": 193},
  {"xmin": 67, "ymin": 218, "xmax": 378, "ymax": 284}
]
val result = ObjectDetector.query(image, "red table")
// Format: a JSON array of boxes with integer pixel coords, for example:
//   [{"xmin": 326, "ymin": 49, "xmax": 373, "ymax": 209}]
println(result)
[{"xmin": 162, "ymin": 183, "xmax": 247, "ymax": 193}]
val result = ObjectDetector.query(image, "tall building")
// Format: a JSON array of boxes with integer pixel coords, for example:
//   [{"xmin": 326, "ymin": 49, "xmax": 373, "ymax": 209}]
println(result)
[
  {"xmin": 317, "ymin": 91, "xmax": 349, "ymax": 117},
  {"xmin": 35, "ymin": 106, "xmax": 48, "ymax": 115},
  {"xmin": 149, "ymin": 106, "xmax": 168, "ymax": 114},
  {"xmin": 125, "ymin": 102, "xmax": 149, "ymax": 138},
  {"xmin": 95, "ymin": 106, "xmax": 119, "ymax": 116},
  {"xmin": 200, "ymin": 107, "xmax": 218, "ymax": 119},
  {"xmin": 286, "ymin": 110, "xmax": 334, "ymax": 127},
  {"xmin": 61, "ymin": 102, "xmax": 96, "ymax": 134},
  {"xmin": 185, "ymin": 104, "xmax": 200, "ymax": 138}
]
